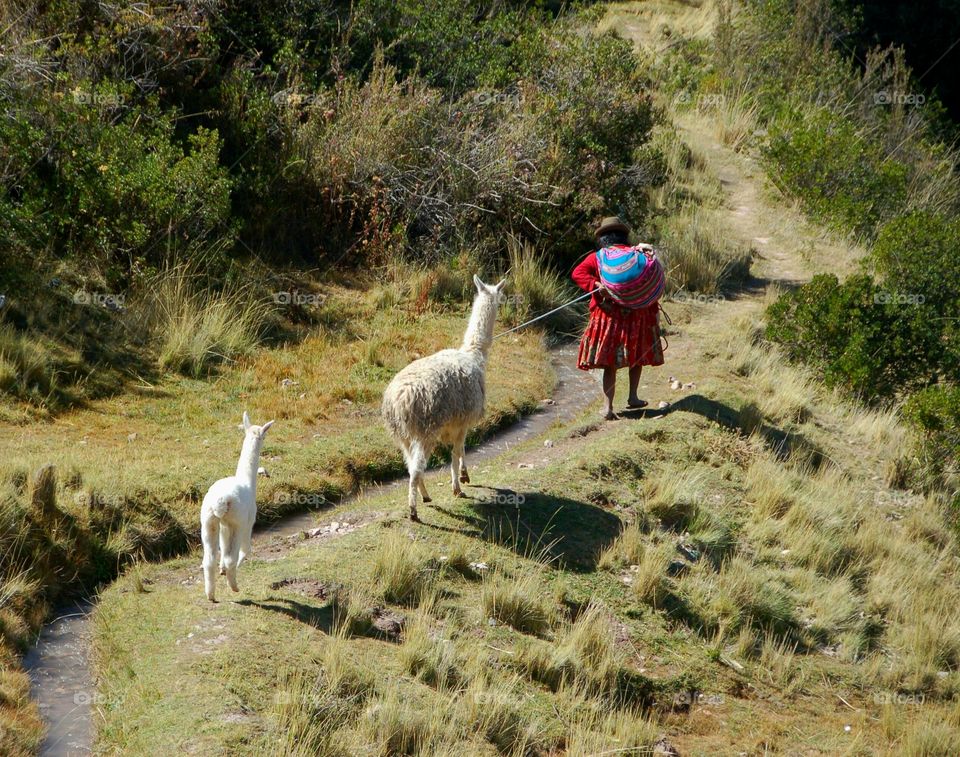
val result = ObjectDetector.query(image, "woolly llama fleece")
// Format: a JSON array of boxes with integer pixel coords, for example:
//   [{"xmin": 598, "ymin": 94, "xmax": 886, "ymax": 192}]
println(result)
[{"xmin": 382, "ymin": 275, "xmax": 508, "ymax": 520}]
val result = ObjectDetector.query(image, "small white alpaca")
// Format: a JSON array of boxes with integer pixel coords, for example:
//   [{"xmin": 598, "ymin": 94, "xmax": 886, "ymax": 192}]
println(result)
[
  {"xmin": 382, "ymin": 275, "xmax": 507, "ymax": 521},
  {"xmin": 200, "ymin": 411, "xmax": 274, "ymax": 601}
]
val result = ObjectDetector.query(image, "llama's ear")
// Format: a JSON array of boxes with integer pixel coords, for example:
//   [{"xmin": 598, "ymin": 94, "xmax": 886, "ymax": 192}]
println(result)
[
  {"xmin": 495, "ymin": 278, "xmax": 508, "ymax": 292},
  {"xmin": 261, "ymin": 420, "xmax": 275, "ymax": 434},
  {"xmin": 473, "ymin": 274, "xmax": 484, "ymax": 293},
  {"xmin": 242, "ymin": 411, "xmax": 251, "ymax": 431}
]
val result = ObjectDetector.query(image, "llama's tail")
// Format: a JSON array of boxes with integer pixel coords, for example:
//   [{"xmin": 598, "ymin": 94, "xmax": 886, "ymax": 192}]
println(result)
[{"xmin": 211, "ymin": 495, "xmax": 234, "ymax": 519}]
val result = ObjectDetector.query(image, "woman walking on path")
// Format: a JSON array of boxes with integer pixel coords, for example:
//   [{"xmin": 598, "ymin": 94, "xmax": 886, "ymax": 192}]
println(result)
[{"xmin": 572, "ymin": 216, "xmax": 665, "ymax": 420}]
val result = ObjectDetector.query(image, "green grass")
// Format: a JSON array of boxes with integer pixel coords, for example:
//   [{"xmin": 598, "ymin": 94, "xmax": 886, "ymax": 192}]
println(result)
[
  {"xmin": 0, "ymin": 278, "xmax": 553, "ymax": 753},
  {"xmin": 90, "ymin": 328, "xmax": 960, "ymax": 753}
]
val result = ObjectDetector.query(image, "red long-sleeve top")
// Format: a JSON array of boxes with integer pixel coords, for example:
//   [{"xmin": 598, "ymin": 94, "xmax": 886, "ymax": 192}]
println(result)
[{"xmin": 571, "ymin": 250, "xmax": 605, "ymax": 311}]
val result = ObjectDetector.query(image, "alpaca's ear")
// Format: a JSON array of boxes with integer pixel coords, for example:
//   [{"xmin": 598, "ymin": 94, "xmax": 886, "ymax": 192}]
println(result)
[
  {"xmin": 261, "ymin": 420, "xmax": 275, "ymax": 434},
  {"xmin": 495, "ymin": 278, "xmax": 508, "ymax": 292},
  {"xmin": 242, "ymin": 411, "xmax": 251, "ymax": 431},
  {"xmin": 473, "ymin": 274, "xmax": 485, "ymax": 293}
]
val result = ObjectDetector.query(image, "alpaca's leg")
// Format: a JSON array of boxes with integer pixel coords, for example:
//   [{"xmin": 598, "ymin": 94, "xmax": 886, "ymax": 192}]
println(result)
[
  {"xmin": 412, "ymin": 440, "xmax": 431, "ymax": 503},
  {"xmin": 406, "ymin": 440, "xmax": 431, "ymax": 521},
  {"xmin": 408, "ymin": 476, "xmax": 419, "ymax": 522},
  {"xmin": 201, "ymin": 515, "xmax": 219, "ymax": 602},
  {"xmin": 237, "ymin": 519, "xmax": 253, "ymax": 567},
  {"xmin": 451, "ymin": 429, "xmax": 467, "ymax": 496},
  {"xmin": 456, "ymin": 429, "xmax": 470, "ymax": 485},
  {"xmin": 220, "ymin": 523, "xmax": 240, "ymax": 592},
  {"xmin": 218, "ymin": 520, "xmax": 230, "ymax": 575}
]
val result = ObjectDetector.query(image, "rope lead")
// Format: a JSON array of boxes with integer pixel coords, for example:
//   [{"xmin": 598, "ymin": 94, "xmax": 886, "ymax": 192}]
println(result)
[{"xmin": 493, "ymin": 288, "xmax": 597, "ymax": 340}]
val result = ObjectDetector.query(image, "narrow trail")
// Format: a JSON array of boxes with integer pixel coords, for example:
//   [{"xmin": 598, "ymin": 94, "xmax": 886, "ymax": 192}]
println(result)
[{"xmin": 25, "ymin": 344, "xmax": 597, "ymax": 757}]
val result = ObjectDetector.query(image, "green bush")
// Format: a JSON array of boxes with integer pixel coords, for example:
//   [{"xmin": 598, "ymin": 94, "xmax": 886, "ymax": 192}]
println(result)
[
  {"xmin": 903, "ymin": 385, "xmax": 960, "ymax": 483},
  {"xmin": 766, "ymin": 273, "xmax": 943, "ymax": 402},
  {"xmin": 763, "ymin": 108, "xmax": 908, "ymax": 237},
  {"xmin": 872, "ymin": 211, "xmax": 960, "ymax": 323}
]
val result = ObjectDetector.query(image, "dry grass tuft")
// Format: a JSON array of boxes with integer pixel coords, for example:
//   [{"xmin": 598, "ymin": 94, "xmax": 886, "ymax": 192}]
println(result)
[
  {"xmin": 481, "ymin": 566, "xmax": 554, "ymax": 636},
  {"xmin": 657, "ymin": 206, "xmax": 752, "ymax": 294},
  {"xmin": 138, "ymin": 266, "xmax": 272, "ymax": 377},
  {"xmin": 371, "ymin": 531, "xmax": 433, "ymax": 606}
]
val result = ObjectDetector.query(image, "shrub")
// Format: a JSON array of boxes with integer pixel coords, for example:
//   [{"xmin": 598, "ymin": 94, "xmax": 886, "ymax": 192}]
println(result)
[
  {"xmin": 903, "ymin": 385, "xmax": 960, "ymax": 485},
  {"xmin": 872, "ymin": 211, "xmax": 960, "ymax": 328},
  {"xmin": 766, "ymin": 273, "xmax": 943, "ymax": 402},
  {"xmin": 764, "ymin": 108, "xmax": 909, "ymax": 237}
]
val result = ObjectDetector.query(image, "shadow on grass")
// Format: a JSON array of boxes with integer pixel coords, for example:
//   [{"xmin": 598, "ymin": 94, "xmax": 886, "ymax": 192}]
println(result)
[
  {"xmin": 622, "ymin": 393, "xmax": 825, "ymax": 466},
  {"xmin": 428, "ymin": 486, "xmax": 622, "ymax": 571},
  {"xmin": 237, "ymin": 597, "xmax": 337, "ymax": 632}
]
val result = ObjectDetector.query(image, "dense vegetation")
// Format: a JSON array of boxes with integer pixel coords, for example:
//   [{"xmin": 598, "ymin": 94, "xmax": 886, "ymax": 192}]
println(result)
[
  {"xmin": 0, "ymin": 0, "xmax": 666, "ymax": 410},
  {"xmin": 653, "ymin": 0, "xmax": 960, "ymax": 492}
]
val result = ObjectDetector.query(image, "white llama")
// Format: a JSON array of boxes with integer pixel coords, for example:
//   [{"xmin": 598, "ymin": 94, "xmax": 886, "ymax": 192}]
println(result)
[
  {"xmin": 200, "ymin": 411, "xmax": 274, "ymax": 601},
  {"xmin": 382, "ymin": 275, "xmax": 507, "ymax": 521}
]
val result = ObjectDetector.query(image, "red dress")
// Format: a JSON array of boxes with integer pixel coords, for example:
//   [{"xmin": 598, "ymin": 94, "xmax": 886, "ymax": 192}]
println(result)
[{"xmin": 571, "ymin": 250, "xmax": 665, "ymax": 370}]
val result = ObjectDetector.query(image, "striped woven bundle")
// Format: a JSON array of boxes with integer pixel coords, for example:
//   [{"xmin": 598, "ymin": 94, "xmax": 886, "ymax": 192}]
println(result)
[{"xmin": 596, "ymin": 244, "xmax": 666, "ymax": 310}]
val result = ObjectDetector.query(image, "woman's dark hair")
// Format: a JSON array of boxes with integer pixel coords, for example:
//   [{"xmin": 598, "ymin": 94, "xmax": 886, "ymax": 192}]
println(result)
[{"xmin": 597, "ymin": 230, "xmax": 629, "ymax": 248}]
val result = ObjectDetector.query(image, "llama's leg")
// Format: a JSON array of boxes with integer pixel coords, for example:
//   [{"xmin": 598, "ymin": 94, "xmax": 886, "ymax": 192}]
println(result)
[
  {"xmin": 220, "ymin": 523, "xmax": 240, "ymax": 592},
  {"xmin": 451, "ymin": 429, "xmax": 468, "ymax": 496},
  {"xmin": 406, "ymin": 440, "xmax": 431, "ymax": 521},
  {"xmin": 457, "ymin": 429, "xmax": 470, "ymax": 485},
  {"xmin": 237, "ymin": 519, "xmax": 253, "ymax": 567},
  {"xmin": 201, "ymin": 515, "xmax": 219, "ymax": 602},
  {"xmin": 413, "ymin": 440, "xmax": 432, "ymax": 503},
  {"xmin": 219, "ymin": 520, "xmax": 230, "ymax": 575}
]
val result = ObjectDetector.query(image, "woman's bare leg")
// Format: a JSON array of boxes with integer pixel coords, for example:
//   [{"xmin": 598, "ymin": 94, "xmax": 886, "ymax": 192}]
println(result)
[
  {"xmin": 602, "ymin": 367, "xmax": 617, "ymax": 419},
  {"xmin": 627, "ymin": 365, "xmax": 647, "ymax": 408}
]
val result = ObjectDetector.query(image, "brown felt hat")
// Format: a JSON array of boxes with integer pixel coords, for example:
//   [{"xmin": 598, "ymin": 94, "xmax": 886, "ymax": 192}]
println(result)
[{"xmin": 594, "ymin": 216, "xmax": 630, "ymax": 238}]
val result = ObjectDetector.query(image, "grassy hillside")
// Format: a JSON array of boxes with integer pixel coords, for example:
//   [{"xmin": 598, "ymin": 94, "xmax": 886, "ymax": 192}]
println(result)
[
  {"xmin": 0, "ymin": 280, "xmax": 554, "ymax": 755},
  {"xmin": 9, "ymin": 0, "xmax": 960, "ymax": 754},
  {"xmin": 94, "ymin": 307, "xmax": 960, "ymax": 754},
  {"xmin": 89, "ymin": 2, "xmax": 960, "ymax": 753}
]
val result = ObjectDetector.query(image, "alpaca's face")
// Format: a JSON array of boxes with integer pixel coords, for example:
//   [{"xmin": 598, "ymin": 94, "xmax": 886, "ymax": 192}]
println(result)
[
  {"xmin": 240, "ymin": 411, "xmax": 275, "ymax": 440},
  {"xmin": 473, "ymin": 275, "xmax": 508, "ymax": 303}
]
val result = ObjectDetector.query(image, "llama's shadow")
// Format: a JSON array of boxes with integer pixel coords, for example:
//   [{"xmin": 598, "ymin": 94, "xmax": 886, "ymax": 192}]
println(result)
[
  {"xmin": 236, "ymin": 597, "xmax": 336, "ymax": 632},
  {"xmin": 431, "ymin": 487, "xmax": 622, "ymax": 571},
  {"xmin": 621, "ymin": 393, "xmax": 825, "ymax": 466}
]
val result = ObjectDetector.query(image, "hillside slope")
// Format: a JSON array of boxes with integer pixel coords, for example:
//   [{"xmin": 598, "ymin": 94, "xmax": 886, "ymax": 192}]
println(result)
[{"xmin": 88, "ymin": 4, "xmax": 960, "ymax": 755}]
